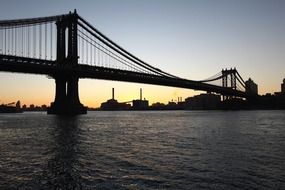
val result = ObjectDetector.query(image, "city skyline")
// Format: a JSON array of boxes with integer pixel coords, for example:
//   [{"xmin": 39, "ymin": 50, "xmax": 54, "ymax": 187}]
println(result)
[{"xmin": 0, "ymin": 0, "xmax": 284, "ymax": 108}]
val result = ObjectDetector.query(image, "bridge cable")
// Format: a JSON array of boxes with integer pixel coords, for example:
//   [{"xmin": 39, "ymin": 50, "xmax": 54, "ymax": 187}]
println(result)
[
  {"xmin": 90, "ymin": 36, "xmax": 93, "ymax": 65},
  {"xmin": 77, "ymin": 19, "xmax": 177, "ymax": 78},
  {"xmin": 236, "ymin": 71, "xmax": 245, "ymax": 85},
  {"xmin": 27, "ymin": 26, "xmax": 30, "ymax": 57},
  {"xmin": 33, "ymin": 25, "xmax": 35, "ymax": 58},
  {"xmin": 76, "ymin": 26, "xmax": 151, "ymax": 72},
  {"xmin": 0, "ymin": 29, "xmax": 1, "ymax": 54},
  {"xmin": 50, "ymin": 22, "xmax": 52, "ymax": 60},
  {"xmin": 4, "ymin": 28, "xmax": 6, "ymax": 55},
  {"xmin": 78, "ymin": 16, "xmax": 179, "ymax": 78},
  {"xmin": 0, "ymin": 14, "xmax": 69, "ymax": 27},
  {"xmin": 21, "ymin": 26, "xmax": 24, "ymax": 56},
  {"xmin": 86, "ymin": 29, "xmax": 89, "ymax": 64},
  {"xmin": 78, "ymin": 33, "xmax": 146, "ymax": 73},
  {"xmin": 45, "ymin": 22, "xmax": 47, "ymax": 60},
  {"xmin": 78, "ymin": 28, "xmax": 154, "ymax": 73},
  {"xmin": 77, "ymin": 19, "xmax": 167, "ymax": 76},
  {"xmin": 39, "ymin": 24, "xmax": 42, "ymax": 59}
]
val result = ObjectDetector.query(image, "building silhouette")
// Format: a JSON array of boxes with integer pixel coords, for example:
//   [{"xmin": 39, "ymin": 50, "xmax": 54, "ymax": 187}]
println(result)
[
  {"xmin": 245, "ymin": 78, "xmax": 258, "ymax": 95},
  {"xmin": 281, "ymin": 78, "xmax": 285, "ymax": 95},
  {"xmin": 132, "ymin": 88, "xmax": 149, "ymax": 110},
  {"xmin": 100, "ymin": 88, "xmax": 131, "ymax": 110},
  {"xmin": 184, "ymin": 93, "xmax": 220, "ymax": 110}
]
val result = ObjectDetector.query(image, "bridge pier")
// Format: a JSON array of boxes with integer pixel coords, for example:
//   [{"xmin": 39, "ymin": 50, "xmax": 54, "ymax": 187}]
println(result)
[
  {"xmin": 47, "ymin": 11, "xmax": 86, "ymax": 115},
  {"xmin": 47, "ymin": 76, "xmax": 87, "ymax": 115},
  {"xmin": 54, "ymin": 76, "xmax": 66, "ymax": 106}
]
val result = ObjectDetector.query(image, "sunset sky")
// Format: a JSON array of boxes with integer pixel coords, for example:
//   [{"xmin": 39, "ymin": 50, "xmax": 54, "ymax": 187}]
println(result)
[{"xmin": 0, "ymin": 0, "xmax": 284, "ymax": 108}]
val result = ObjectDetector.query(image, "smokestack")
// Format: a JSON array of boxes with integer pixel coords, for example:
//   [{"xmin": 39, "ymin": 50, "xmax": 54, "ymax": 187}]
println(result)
[
  {"xmin": 140, "ymin": 88, "xmax": 142, "ymax": 100},
  {"xmin": 112, "ymin": 88, "xmax": 114, "ymax": 100}
]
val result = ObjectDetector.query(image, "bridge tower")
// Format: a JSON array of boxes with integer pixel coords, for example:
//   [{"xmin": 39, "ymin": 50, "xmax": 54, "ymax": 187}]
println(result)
[
  {"xmin": 48, "ymin": 10, "xmax": 87, "ymax": 115},
  {"xmin": 222, "ymin": 68, "xmax": 237, "ymax": 101}
]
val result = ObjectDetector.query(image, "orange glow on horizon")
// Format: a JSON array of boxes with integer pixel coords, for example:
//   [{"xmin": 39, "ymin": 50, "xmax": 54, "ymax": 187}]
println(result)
[{"xmin": 0, "ymin": 74, "xmax": 283, "ymax": 108}]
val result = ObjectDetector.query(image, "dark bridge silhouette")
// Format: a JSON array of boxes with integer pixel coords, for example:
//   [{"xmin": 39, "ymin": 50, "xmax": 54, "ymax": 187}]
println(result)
[{"xmin": 0, "ymin": 10, "xmax": 250, "ymax": 115}]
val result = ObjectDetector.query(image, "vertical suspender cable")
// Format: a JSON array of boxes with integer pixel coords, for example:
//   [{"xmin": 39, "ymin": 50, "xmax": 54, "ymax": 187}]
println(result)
[
  {"xmin": 78, "ymin": 27, "xmax": 80, "ymax": 62},
  {"xmin": 7, "ymin": 28, "xmax": 9, "ymax": 55},
  {"xmin": 0, "ymin": 29, "xmax": 2, "ymax": 54},
  {"xmin": 94, "ymin": 37, "xmax": 96, "ymax": 66},
  {"xmin": 45, "ymin": 23, "xmax": 47, "ymax": 60},
  {"xmin": 33, "ymin": 26, "xmax": 36, "ymax": 58},
  {"xmin": 82, "ymin": 29, "xmax": 84, "ymax": 63},
  {"xmin": 98, "ymin": 41, "xmax": 100, "ymax": 66},
  {"xmin": 22, "ymin": 26, "xmax": 24, "ymax": 56},
  {"xmin": 50, "ymin": 22, "xmax": 53, "ymax": 60},
  {"xmin": 101, "ymin": 42, "xmax": 104, "ymax": 67},
  {"xmin": 11, "ymin": 27, "xmax": 15, "ymax": 55},
  {"xmin": 4, "ymin": 28, "xmax": 6, "ymax": 54},
  {"xmin": 14, "ymin": 27, "xmax": 16, "ymax": 55},
  {"xmin": 8, "ymin": 28, "xmax": 11, "ymax": 55},
  {"xmin": 91, "ymin": 36, "xmax": 93, "ymax": 65},
  {"xmin": 14, "ymin": 27, "xmax": 16, "ymax": 56},
  {"xmin": 15, "ymin": 27, "xmax": 17, "ymax": 55},
  {"xmin": 103, "ymin": 44, "xmax": 105, "ymax": 67},
  {"xmin": 33, "ymin": 25, "xmax": 36, "ymax": 58},
  {"xmin": 27, "ymin": 26, "xmax": 30, "ymax": 57},
  {"xmin": 39, "ymin": 24, "xmax": 42, "ymax": 59},
  {"xmin": 11, "ymin": 28, "xmax": 13, "ymax": 55},
  {"xmin": 24, "ymin": 26, "xmax": 27, "ymax": 57},
  {"xmin": 23, "ymin": 26, "xmax": 25, "ymax": 56},
  {"xmin": 102, "ymin": 43, "xmax": 105, "ymax": 67},
  {"xmin": 22, "ymin": 26, "xmax": 25, "ymax": 56},
  {"xmin": 86, "ymin": 30, "xmax": 88, "ymax": 64},
  {"xmin": 107, "ymin": 46, "xmax": 110, "ymax": 68}
]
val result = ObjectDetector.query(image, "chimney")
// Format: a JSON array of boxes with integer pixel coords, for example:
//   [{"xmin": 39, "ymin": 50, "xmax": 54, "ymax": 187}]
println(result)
[
  {"xmin": 112, "ymin": 88, "xmax": 114, "ymax": 100},
  {"xmin": 140, "ymin": 88, "xmax": 142, "ymax": 100}
]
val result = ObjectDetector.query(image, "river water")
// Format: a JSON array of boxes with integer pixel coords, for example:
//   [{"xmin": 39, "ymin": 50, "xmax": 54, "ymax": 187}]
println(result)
[{"xmin": 0, "ymin": 111, "xmax": 284, "ymax": 189}]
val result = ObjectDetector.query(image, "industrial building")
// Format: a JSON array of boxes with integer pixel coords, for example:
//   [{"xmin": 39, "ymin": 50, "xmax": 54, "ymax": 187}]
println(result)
[
  {"xmin": 132, "ymin": 88, "xmax": 149, "ymax": 110},
  {"xmin": 100, "ymin": 88, "xmax": 131, "ymax": 110}
]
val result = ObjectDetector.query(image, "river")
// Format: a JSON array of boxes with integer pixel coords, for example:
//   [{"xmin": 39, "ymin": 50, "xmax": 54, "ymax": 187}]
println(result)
[{"xmin": 0, "ymin": 110, "xmax": 284, "ymax": 189}]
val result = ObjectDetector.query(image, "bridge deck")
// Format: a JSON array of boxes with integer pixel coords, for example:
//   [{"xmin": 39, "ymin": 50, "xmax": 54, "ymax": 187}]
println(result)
[{"xmin": 0, "ymin": 54, "xmax": 247, "ymax": 97}]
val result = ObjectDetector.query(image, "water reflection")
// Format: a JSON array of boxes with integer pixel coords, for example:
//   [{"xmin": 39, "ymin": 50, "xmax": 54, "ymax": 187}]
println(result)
[
  {"xmin": 1, "ymin": 111, "xmax": 284, "ymax": 189},
  {"xmin": 45, "ymin": 116, "xmax": 82, "ymax": 189}
]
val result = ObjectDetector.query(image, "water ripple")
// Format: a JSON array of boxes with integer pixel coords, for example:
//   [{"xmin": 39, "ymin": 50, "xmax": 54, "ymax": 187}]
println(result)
[{"xmin": 0, "ymin": 110, "xmax": 285, "ymax": 189}]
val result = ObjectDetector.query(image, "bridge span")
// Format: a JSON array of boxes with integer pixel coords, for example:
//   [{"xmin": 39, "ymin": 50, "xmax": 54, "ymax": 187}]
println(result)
[{"xmin": 0, "ymin": 10, "xmax": 250, "ymax": 115}]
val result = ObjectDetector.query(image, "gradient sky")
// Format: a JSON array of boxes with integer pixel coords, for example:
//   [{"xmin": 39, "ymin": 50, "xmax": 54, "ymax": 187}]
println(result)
[{"xmin": 0, "ymin": 0, "xmax": 284, "ymax": 107}]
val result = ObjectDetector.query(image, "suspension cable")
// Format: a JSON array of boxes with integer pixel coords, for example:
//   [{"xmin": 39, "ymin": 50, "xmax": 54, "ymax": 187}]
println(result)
[
  {"xmin": 78, "ymin": 33, "xmax": 146, "ymax": 73},
  {"xmin": 78, "ymin": 29, "xmax": 147, "ymax": 73}
]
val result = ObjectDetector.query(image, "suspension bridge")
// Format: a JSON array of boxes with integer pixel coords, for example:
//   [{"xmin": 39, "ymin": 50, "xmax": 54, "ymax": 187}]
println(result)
[{"xmin": 0, "ymin": 10, "xmax": 252, "ymax": 115}]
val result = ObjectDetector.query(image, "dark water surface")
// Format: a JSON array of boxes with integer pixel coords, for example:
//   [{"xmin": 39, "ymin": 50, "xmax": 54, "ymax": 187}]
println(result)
[{"xmin": 0, "ymin": 111, "xmax": 284, "ymax": 189}]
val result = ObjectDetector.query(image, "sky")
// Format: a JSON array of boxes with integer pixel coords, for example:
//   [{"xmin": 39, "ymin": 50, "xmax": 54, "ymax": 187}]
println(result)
[{"xmin": 0, "ymin": 0, "xmax": 284, "ymax": 107}]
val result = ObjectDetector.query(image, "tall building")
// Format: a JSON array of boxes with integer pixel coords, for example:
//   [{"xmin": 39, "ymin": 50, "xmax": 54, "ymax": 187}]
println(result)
[
  {"xmin": 281, "ymin": 78, "xmax": 285, "ymax": 95},
  {"xmin": 245, "ymin": 78, "xmax": 258, "ymax": 95}
]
